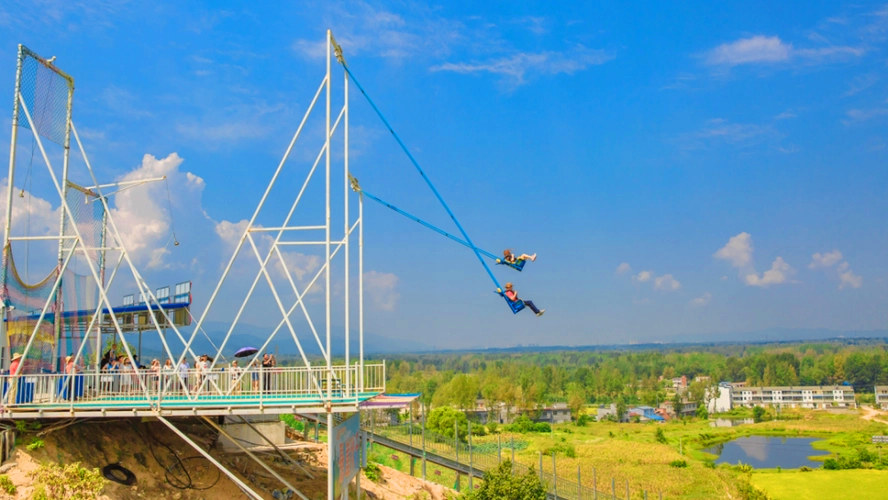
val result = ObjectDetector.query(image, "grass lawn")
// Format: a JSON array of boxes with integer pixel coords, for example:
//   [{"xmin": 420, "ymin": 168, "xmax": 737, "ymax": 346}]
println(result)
[{"xmin": 752, "ymin": 469, "xmax": 888, "ymax": 500}]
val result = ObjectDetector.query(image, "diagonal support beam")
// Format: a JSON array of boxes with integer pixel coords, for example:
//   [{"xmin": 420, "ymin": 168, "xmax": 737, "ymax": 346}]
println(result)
[
  {"xmin": 157, "ymin": 416, "xmax": 264, "ymax": 500},
  {"xmin": 202, "ymin": 417, "xmax": 311, "ymax": 500}
]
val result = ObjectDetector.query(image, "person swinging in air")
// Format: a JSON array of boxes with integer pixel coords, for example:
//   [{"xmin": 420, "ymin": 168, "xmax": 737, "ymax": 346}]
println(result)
[
  {"xmin": 503, "ymin": 249, "xmax": 536, "ymax": 265},
  {"xmin": 503, "ymin": 282, "xmax": 545, "ymax": 317}
]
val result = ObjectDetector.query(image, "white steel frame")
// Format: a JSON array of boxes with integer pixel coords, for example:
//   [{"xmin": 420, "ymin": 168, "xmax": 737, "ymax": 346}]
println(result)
[
  {"xmin": 181, "ymin": 30, "xmax": 369, "ymax": 406},
  {"xmin": 2, "ymin": 45, "xmax": 201, "ymax": 400}
]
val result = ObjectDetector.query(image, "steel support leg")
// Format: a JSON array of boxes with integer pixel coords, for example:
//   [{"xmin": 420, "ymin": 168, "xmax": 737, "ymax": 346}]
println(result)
[{"xmin": 156, "ymin": 416, "xmax": 264, "ymax": 500}]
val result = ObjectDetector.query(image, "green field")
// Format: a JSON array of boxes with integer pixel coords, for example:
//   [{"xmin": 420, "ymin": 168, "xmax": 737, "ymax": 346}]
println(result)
[{"xmin": 752, "ymin": 469, "xmax": 888, "ymax": 500}]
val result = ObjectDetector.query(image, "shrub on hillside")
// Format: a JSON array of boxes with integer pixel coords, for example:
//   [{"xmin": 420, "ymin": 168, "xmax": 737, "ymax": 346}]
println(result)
[
  {"xmin": 28, "ymin": 462, "xmax": 104, "ymax": 500},
  {"xmin": 460, "ymin": 461, "xmax": 546, "ymax": 500}
]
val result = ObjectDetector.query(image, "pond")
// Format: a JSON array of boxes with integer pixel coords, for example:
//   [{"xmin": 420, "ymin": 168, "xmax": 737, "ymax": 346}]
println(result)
[{"xmin": 704, "ymin": 436, "xmax": 829, "ymax": 469}]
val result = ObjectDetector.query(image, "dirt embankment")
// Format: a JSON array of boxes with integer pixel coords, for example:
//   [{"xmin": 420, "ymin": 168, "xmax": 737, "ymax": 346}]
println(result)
[{"xmin": 0, "ymin": 418, "xmax": 453, "ymax": 500}]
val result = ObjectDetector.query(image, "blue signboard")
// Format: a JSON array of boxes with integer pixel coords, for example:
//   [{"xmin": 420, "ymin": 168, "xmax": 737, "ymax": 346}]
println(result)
[{"xmin": 332, "ymin": 413, "xmax": 361, "ymax": 498}]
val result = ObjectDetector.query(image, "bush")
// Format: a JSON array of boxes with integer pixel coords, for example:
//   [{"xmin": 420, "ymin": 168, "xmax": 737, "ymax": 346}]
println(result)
[
  {"xmin": 799, "ymin": 466, "xmax": 812, "ymax": 472},
  {"xmin": 669, "ymin": 460, "xmax": 688, "ymax": 468},
  {"xmin": 0, "ymin": 475, "xmax": 15, "ymax": 494},
  {"xmin": 26, "ymin": 438, "xmax": 45, "ymax": 450},
  {"xmin": 532, "ymin": 422, "xmax": 552, "ymax": 433},
  {"xmin": 576, "ymin": 414, "xmax": 591, "ymax": 427},
  {"xmin": 703, "ymin": 460, "xmax": 716, "ymax": 469},
  {"xmin": 486, "ymin": 421, "xmax": 498, "ymax": 434},
  {"xmin": 734, "ymin": 463, "xmax": 754, "ymax": 473},
  {"xmin": 280, "ymin": 414, "xmax": 305, "ymax": 432},
  {"xmin": 542, "ymin": 442, "xmax": 576, "ymax": 458},
  {"xmin": 460, "ymin": 461, "xmax": 546, "ymax": 500},
  {"xmin": 823, "ymin": 458, "xmax": 839, "ymax": 470},
  {"xmin": 502, "ymin": 416, "xmax": 551, "ymax": 434},
  {"xmin": 752, "ymin": 406, "xmax": 766, "ymax": 423},
  {"xmin": 364, "ymin": 462, "xmax": 382, "ymax": 483},
  {"xmin": 28, "ymin": 462, "xmax": 105, "ymax": 500},
  {"xmin": 655, "ymin": 427, "xmax": 667, "ymax": 444},
  {"xmin": 427, "ymin": 407, "xmax": 469, "ymax": 441}
]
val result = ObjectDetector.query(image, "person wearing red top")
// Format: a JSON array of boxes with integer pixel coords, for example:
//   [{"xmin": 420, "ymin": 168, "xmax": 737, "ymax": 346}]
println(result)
[
  {"xmin": 7, "ymin": 352, "xmax": 22, "ymax": 405},
  {"xmin": 503, "ymin": 283, "xmax": 545, "ymax": 317}
]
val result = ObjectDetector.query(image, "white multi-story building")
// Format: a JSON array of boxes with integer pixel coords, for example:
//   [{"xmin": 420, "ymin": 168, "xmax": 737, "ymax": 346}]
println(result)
[
  {"xmin": 875, "ymin": 386, "xmax": 888, "ymax": 410},
  {"xmin": 707, "ymin": 383, "xmax": 734, "ymax": 414},
  {"xmin": 731, "ymin": 385, "xmax": 855, "ymax": 409}
]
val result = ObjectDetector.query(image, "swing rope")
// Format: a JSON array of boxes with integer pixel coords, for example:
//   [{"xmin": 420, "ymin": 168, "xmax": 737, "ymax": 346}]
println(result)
[
  {"xmin": 359, "ymin": 186, "xmax": 500, "ymax": 261},
  {"xmin": 339, "ymin": 62, "xmax": 503, "ymax": 291}
]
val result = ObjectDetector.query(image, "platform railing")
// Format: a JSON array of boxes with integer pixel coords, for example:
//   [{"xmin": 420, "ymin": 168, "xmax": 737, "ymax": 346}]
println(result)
[{"xmin": 0, "ymin": 363, "xmax": 385, "ymax": 409}]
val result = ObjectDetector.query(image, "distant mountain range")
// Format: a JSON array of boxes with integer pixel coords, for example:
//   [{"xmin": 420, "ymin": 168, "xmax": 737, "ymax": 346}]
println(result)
[
  {"xmin": 129, "ymin": 326, "xmax": 888, "ymax": 360},
  {"xmin": 131, "ymin": 321, "xmax": 433, "ymax": 360}
]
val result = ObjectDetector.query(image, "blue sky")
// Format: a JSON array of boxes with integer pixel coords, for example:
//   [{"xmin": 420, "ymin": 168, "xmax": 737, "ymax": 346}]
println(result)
[{"xmin": 0, "ymin": 1, "xmax": 886, "ymax": 350}]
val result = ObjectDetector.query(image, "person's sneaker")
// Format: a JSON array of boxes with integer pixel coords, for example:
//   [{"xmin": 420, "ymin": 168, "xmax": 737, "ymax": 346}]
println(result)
[
  {"xmin": 531, "ymin": 253, "xmax": 538, "ymax": 262},
  {"xmin": 536, "ymin": 309, "xmax": 545, "ymax": 317}
]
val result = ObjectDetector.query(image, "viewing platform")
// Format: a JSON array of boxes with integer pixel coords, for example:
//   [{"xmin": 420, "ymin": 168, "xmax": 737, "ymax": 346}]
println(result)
[{"xmin": 0, "ymin": 363, "xmax": 384, "ymax": 419}]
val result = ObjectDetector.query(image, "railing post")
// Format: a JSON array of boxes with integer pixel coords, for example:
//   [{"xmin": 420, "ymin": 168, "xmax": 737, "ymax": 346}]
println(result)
[
  {"xmin": 455, "ymin": 420, "xmax": 459, "ymax": 462},
  {"xmin": 421, "ymin": 402, "xmax": 427, "ymax": 480},
  {"xmin": 498, "ymin": 434, "xmax": 502, "ymax": 464},
  {"xmin": 468, "ymin": 421, "xmax": 473, "ymax": 490},
  {"xmin": 612, "ymin": 477, "xmax": 615, "ymax": 500},
  {"xmin": 553, "ymin": 453, "xmax": 557, "ymax": 497},
  {"xmin": 594, "ymin": 468, "xmax": 597, "ymax": 500},
  {"xmin": 538, "ymin": 451, "xmax": 542, "ymax": 482},
  {"xmin": 578, "ymin": 465, "xmax": 582, "ymax": 500},
  {"xmin": 410, "ymin": 403, "xmax": 415, "ymax": 477},
  {"xmin": 511, "ymin": 436, "xmax": 515, "ymax": 468},
  {"xmin": 626, "ymin": 479, "xmax": 629, "ymax": 500}
]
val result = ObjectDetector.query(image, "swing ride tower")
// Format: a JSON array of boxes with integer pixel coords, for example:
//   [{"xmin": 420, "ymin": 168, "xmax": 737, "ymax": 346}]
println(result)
[{"xmin": 0, "ymin": 35, "xmax": 385, "ymax": 420}]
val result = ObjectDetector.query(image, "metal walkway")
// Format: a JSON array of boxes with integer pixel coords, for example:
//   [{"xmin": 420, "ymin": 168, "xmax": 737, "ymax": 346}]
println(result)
[{"xmin": 0, "ymin": 364, "xmax": 384, "ymax": 418}]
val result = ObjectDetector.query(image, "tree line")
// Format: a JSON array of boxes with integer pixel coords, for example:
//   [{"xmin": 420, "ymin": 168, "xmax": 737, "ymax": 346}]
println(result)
[{"xmin": 378, "ymin": 340, "xmax": 888, "ymax": 416}]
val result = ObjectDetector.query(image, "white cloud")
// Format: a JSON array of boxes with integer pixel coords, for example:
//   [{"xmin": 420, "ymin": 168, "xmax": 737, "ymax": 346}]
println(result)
[
  {"xmin": 690, "ymin": 292, "xmax": 712, "ymax": 307},
  {"xmin": 706, "ymin": 36, "xmax": 791, "ymax": 65},
  {"xmin": 109, "ymin": 153, "xmax": 204, "ymax": 269},
  {"xmin": 837, "ymin": 262, "xmax": 863, "ymax": 289},
  {"xmin": 431, "ymin": 46, "xmax": 614, "ymax": 87},
  {"xmin": 774, "ymin": 110, "xmax": 797, "ymax": 120},
  {"xmin": 615, "ymin": 262, "xmax": 631, "ymax": 275},
  {"xmin": 715, "ymin": 232, "xmax": 795, "ymax": 288},
  {"xmin": 654, "ymin": 274, "xmax": 682, "ymax": 291},
  {"xmin": 364, "ymin": 271, "xmax": 399, "ymax": 311},
  {"xmin": 214, "ymin": 219, "xmax": 250, "ymax": 249},
  {"xmin": 633, "ymin": 271, "xmax": 652, "ymax": 283},
  {"xmin": 704, "ymin": 35, "xmax": 864, "ymax": 67},
  {"xmin": 809, "ymin": 250, "xmax": 843, "ymax": 269},
  {"xmin": 714, "ymin": 232, "xmax": 754, "ymax": 268},
  {"xmin": 721, "ymin": 275, "xmax": 728, "ymax": 281},
  {"xmin": 744, "ymin": 257, "xmax": 795, "ymax": 287}
]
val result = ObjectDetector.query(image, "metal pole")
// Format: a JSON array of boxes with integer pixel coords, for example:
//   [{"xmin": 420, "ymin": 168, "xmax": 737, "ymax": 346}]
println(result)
[
  {"xmin": 612, "ymin": 478, "xmax": 615, "ymax": 500},
  {"xmin": 343, "ymin": 39, "xmax": 350, "ymax": 400},
  {"xmin": 498, "ymin": 435, "xmax": 502, "ymax": 464},
  {"xmin": 594, "ymin": 468, "xmax": 597, "ymax": 500},
  {"xmin": 455, "ymin": 420, "xmax": 459, "ymax": 462},
  {"xmin": 324, "ymin": 29, "xmax": 332, "ymax": 405},
  {"xmin": 578, "ymin": 465, "xmax": 582, "ymax": 499},
  {"xmin": 469, "ymin": 421, "xmax": 473, "ymax": 490},
  {"xmin": 53, "ymin": 72, "xmax": 74, "ymax": 374},
  {"xmin": 538, "ymin": 451, "xmax": 542, "ymax": 481},
  {"xmin": 553, "ymin": 453, "xmax": 557, "ymax": 497},
  {"xmin": 358, "ymin": 192, "xmax": 363, "ymax": 391},
  {"xmin": 410, "ymin": 404, "xmax": 415, "ymax": 476},
  {"xmin": 511, "ymin": 436, "xmax": 515, "ymax": 465},
  {"xmin": 95, "ymin": 205, "xmax": 108, "ymax": 376},
  {"xmin": 626, "ymin": 479, "xmax": 630, "ymax": 500},
  {"xmin": 327, "ymin": 412, "xmax": 334, "ymax": 500}
]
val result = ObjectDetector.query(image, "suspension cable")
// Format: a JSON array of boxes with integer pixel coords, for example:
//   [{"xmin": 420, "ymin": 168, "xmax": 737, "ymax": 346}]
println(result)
[{"xmin": 339, "ymin": 62, "xmax": 502, "ymax": 290}]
